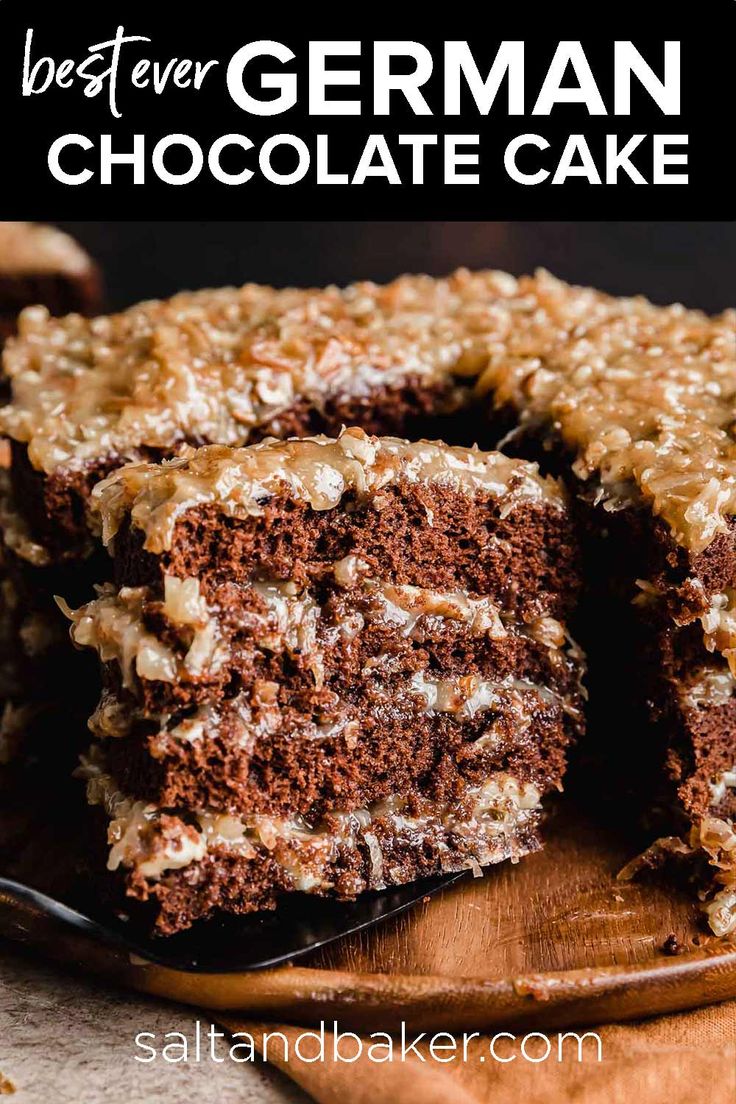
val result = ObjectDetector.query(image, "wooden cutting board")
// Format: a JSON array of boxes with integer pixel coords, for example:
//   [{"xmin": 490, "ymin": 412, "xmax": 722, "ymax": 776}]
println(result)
[{"xmin": 2, "ymin": 766, "xmax": 735, "ymax": 1033}]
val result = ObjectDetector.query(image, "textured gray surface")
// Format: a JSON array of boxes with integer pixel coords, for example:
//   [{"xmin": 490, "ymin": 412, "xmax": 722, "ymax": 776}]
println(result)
[{"xmin": 0, "ymin": 944, "xmax": 309, "ymax": 1103}]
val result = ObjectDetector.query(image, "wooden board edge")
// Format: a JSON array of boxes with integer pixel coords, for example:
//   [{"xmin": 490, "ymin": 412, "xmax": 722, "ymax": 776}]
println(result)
[{"xmin": 126, "ymin": 944, "xmax": 736, "ymax": 1032}]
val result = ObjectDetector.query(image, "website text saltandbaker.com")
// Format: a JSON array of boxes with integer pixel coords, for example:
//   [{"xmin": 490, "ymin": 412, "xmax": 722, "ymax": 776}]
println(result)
[
  {"xmin": 133, "ymin": 1021, "xmax": 604, "ymax": 1066},
  {"xmin": 22, "ymin": 31, "xmax": 689, "ymax": 187}
]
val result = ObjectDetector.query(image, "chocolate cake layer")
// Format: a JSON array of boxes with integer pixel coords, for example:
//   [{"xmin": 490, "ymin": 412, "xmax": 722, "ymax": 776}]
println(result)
[
  {"xmin": 82, "ymin": 755, "xmax": 544, "ymax": 935},
  {"xmin": 102, "ymin": 685, "xmax": 572, "ymax": 824},
  {"xmin": 80, "ymin": 580, "xmax": 581, "ymax": 819},
  {"xmin": 570, "ymin": 490, "xmax": 736, "ymax": 936},
  {"xmin": 615, "ymin": 652, "xmax": 736, "ymax": 939}
]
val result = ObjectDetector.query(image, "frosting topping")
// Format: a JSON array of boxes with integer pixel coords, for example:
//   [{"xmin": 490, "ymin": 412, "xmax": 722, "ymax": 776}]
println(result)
[
  {"xmin": 0, "ymin": 268, "xmax": 516, "ymax": 474},
  {"xmin": 80, "ymin": 747, "xmax": 542, "ymax": 892},
  {"xmin": 89, "ymin": 427, "xmax": 561, "ymax": 552},
  {"xmin": 467, "ymin": 270, "xmax": 736, "ymax": 554}
]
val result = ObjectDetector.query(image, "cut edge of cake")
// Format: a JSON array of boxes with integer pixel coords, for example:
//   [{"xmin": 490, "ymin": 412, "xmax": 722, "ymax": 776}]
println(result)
[{"xmin": 60, "ymin": 428, "xmax": 585, "ymax": 934}]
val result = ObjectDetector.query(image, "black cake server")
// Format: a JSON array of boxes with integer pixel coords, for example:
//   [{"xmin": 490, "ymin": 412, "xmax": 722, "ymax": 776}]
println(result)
[
  {"xmin": 0, "ymin": 763, "xmax": 465, "ymax": 973},
  {"xmin": 0, "ymin": 870, "xmax": 465, "ymax": 973}
]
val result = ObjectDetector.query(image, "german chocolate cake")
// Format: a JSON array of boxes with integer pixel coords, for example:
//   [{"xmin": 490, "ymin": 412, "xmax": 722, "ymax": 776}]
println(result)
[{"xmin": 0, "ymin": 268, "xmax": 733, "ymax": 935}]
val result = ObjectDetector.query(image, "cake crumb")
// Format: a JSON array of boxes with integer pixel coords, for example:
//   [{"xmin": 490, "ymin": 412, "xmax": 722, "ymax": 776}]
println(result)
[{"xmin": 661, "ymin": 933, "xmax": 686, "ymax": 956}]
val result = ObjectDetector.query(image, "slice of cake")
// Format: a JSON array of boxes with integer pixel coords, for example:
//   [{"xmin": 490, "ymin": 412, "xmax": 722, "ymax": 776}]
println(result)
[{"xmin": 61, "ymin": 429, "xmax": 584, "ymax": 934}]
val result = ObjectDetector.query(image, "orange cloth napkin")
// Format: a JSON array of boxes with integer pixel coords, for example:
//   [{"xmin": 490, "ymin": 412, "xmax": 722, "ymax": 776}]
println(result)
[{"xmin": 220, "ymin": 1000, "xmax": 736, "ymax": 1104}]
